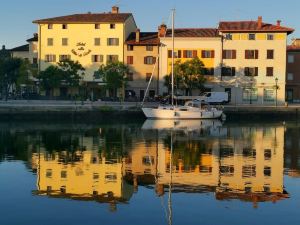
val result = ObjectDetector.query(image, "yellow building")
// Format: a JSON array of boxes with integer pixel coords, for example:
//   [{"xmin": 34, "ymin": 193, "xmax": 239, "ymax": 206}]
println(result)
[
  {"xmin": 33, "ymin": 6, "xmax": 137, "ymax": 97},
  {"xmin": 218, "ymin": 17, "xmax": 294, "ymax": 105},
  {"xmin": 124, "ymin": 29, "xmax": 160, "ymax": 101},
  {"xmin": 33, "ymin": 150, "xmax": 133, "ymax": 210}
]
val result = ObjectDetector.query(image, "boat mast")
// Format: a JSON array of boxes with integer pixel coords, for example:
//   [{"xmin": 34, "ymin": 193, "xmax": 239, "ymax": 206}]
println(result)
[{"xmin": 171, "ymin": 9, "xmax": 175, "ymax": 106}]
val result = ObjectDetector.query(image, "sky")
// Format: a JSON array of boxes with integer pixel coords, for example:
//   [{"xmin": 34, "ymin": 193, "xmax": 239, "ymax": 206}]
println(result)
[{"xmin": 1, "ymin": 0, "xmax": 299, "ymax": 48}]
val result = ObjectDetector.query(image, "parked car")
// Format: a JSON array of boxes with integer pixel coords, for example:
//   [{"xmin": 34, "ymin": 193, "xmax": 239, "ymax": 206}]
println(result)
[{"xmin": 201, "ymin": 92, "xmax": 229, "ymax": 104}]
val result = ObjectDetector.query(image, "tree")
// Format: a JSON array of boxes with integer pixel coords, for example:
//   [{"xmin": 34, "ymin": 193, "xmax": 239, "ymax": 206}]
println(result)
[
  {"xmin": 0, "ymin": 57, "xmax": 24, "ymax": 100},
  {"xmin": 37, "ymin": 65, "xmax": 64, "ymax": 96},
  {"xmin": 173, "ymin": 57, "xmax": 206, "ymax": 96},
  {"xmin": 95, "ymin": 61, "xmax": 129, "ymax": 99},
  {"xmin": 58, "ymin": 59, "xmax": 85, "ymax": 88},
  {"xmin": 37, "ymin": 59, "xmax": 85, "ymax": 97}
]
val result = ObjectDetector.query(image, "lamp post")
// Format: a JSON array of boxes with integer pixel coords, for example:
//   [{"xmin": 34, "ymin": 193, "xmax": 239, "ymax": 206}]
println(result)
[{"xmin": 275, "ymin": 77, "xmax": 278, "ymax": 107}]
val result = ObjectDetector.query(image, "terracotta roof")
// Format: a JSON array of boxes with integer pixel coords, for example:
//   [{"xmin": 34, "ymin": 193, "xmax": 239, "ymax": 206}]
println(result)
[
  {"xmin": 164, "ymin": 28, "xmax": 220, "ymax": 38},
  {"xmin": 33, "ymin": 13, "xmax": 132, "ymax": 24},
  {"xmin": 219, "ymin": 21, "xmax": 294, "ymax": 34},
  {"xmin": 126, "ymin": 32, "xmax": 159, "ymax": 45},
  {"xmin": 287, "ymin": 45, "xmax": 300, "ymax": 52},
  {"xmin": 10, "ymin": 44, "xmax": 29, "ymax": 52}
]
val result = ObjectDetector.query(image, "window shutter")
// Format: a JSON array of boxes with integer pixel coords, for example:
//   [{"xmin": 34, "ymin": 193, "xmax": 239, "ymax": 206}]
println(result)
[
  {"xmin": 168, "ymin": 50, "xmax": 172, "ymax": 58},
  {"xmin": 201, "ymin": 50, "xmax": 205, "ymax": 58},
  {"xmin": 178, "ymin": 50, "xmax": 182, "ymax": 58},
  {"xmin": 127, "ymin": 56, "xmax": 130, "ymax": 64},
  {"xmin": 244, "ymin": 67, "xmax": 249, "ymax": 76},
  {"xmin": 183, "ymin": 50, "xmax": 187, "ymax": 58},
  {"xmin": 245, "ymin": 50, "xmax": 248, "ymax": 59},
  {"xmin": 232, "ymin": 67, "xmax": 236, "ymax": 76},
  {"xmin": 211, "ymin": 50, "xmax": 215, "ymax": 58},
  {"xmin": 222, "ymin": 50, "xmax": 226, "ymax": 59},
  {"xmin": 233, "ymin": 50, "xmax": 237, "ymax": 59},
  {"xmin": 255, "ymin": 50, "xmax": 259, "ymax": 59},
  {"xmin": 192, "ymin": 50, "xmax": 198, "ymax": 58},
  {"xmin": 144, "ymin": 57, "xmax": 147, "ymax": 64},
  {"xmin": 255, "ymin": 67, "xmax": 258, "ymax": 76},
  {"xmin": 153, "ymin": 57, "xmax": 156, "ymax": 64}
]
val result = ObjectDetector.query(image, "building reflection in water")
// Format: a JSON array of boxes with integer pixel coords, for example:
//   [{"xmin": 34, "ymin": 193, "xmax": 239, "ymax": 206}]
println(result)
[{"xmin": 32, "ymin": 120, "xmax": 289, "ymax": 211}]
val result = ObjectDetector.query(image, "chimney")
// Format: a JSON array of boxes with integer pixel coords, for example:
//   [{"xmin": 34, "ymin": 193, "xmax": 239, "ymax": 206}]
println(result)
[
  {"xmin": 112, "ymin": 6, "xmax": 119, "ymax": 14},
  {"xmin": 135, "ymin": 29, "xmax": 140, "ymax": 43},
  {"xmin": 158, "ymin": 24, "xmax": 167, "ymax": 37},
  {"xmin": 277, "ymin": 20, "xmax": 281, "ymax": 26},
  {"xmin": 257, "ymin": 16, "xmax": 262, "ymax": 29}
]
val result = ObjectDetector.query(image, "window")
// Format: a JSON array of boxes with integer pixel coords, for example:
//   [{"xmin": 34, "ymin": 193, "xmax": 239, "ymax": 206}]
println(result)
[
  {"xmin": 221, "ymin": 67, "xmax": 236, "ymax": 76},
  {"xmin": 33, "ymin": 58, "xmax": 38, "ymax": 65},
  {"xmin": 220, "ymin": 147, "xmax": 234, "ymax": 158},
  {"xmin": 242, "ymin": 165, "xmax": 256, "ymax": 178},
  {"xmin": 92, "ymin": 55, "xmax": 103, "ymax": 63},
  {"xmin": 168, "ymin": 50, "xmax": 181, "ymax": 58},
  {"xmin": 287, "ymin": 73, "xmax": 294, "ymax": 81},
  {"xmin": 243, "ymin": 148, "xmax": 256, "ymax": 158},
  {"xmin": 127, "ymin": 45, "xmax": 134, "ymax": 51},
  {"xmin": 288, "ymin": 54, "xmax": 295, "ymax": 63},
  {"xmin": 127, "ymin": 72, "xmax": 133, "ymax": 81},
  {"xmin": 225, "ymin": 33, "xmax": 232, "ymax": 40},
  {"xmin": 62, "ymin": 38, "xmax": 68, "ymax": 46},
  {"xmin": 107, "ymin": 55, "xmax": 119, "ymax": 63},
  {"xmin": 93, "ymin": 173, "xmax": 99, "ymax": 180},
  {"xmin": 46, "ymin": 169, "xmax": 52, "ymax": 178},
  {"xmin": 127, "ymin": 56, "xmax": 134, "ymax": 64},
  {"xmin": 105, "ymin": 172, "xmax": 117, "ymax": 183},
  {"xmin": 266, "ymin": 67, "xmax": 274, "ymax": 77},
  {"xmin": 264, "ymin": 167, "xmax": 271, "ymax": 176},
  {"xmin": 249, "ymin": 33, "xmax": 256, "ymax": 40},
  {"xmin": 61, "ymin": 171, "xmax": 67, "ymax": 179},
  {"xmin": 146, "ymin": 45, "xmax": 153, "ymax": 51},
  {"xmin": 95, "ymin": 24, "xmax": 100, "ymax": 29},
  {"xmin": 267, "ymin": 50, "xmax": 274, "ymax": 59},
  {"xmin": 200, "ymin": 166, "xmax": 213, "ymax": 173},
  {"xmin": 267, "ymin": 34, "xmax": 274, "ymax": 40},
  {"xmin": 107, "ymin": 38, "xmax": 119, "ymax": 46},
  {"xmin": 183, "ymin": 50, "xmax": 197, "ymax": 58},
  {"xmin": 144, "ymin": 56, "xmax": 156, "ymax": 65},
  {"xmin": 223, "ymin": 50, "xmax": 236, "ymax": 59},
  {"xmin": 47, "ymin": 38, "xmax": 53, "ymax": 46},
  {"xmin": 48, "ymin": 24, "xmax": 53, "ymax": 29},
  {"xmin": 201, "ymin": 50, "xmax": 215, "ymax": 58},
  {"xmin": 264, "ymin": 89, "xmax": 275, "ymax": 101},
  {"xmin": 59, "ymin": 55, "xmax": 71, "ymax": 61},
  {"xmin": 243, "ymin": 88, "xmax": 258, "ymax": 101},
  {"xmin": 142, "ymin": 156, "xmax": 154, "ymax": 165},
  {"xmin": 45, "ymin": 54, "xmax": 56, "ymax": 62},
  {"xmin": 62, "ymin": 24, "xmax": 68, "ymax": 29},
  {"xmin": 146, "ymin": 73, "xmax": 152, "ymax": 82},
  {"xmin": 220, "ymin": 166, "xmax": 234, "ymax": 176},
  {"xmin": 244, "ymin": 67, "xmax": 258, "ymax": 76},
  {"xmin": 245, "ymin": 50, "xmax": 259, "ymax": 59},
  {"xmin": 203, "ymin": 68, "xmax": 214, "ymax": 75},
  {"xmin": 110, "ymin": 24, "xmax": 116, "ymax": 29},
  {"xmin": 94, "ymin": 38, "xmax": 101, "ymax": 46},
  {"xmin": 264, "ymin": 149, "xmax": 272, "ymax": 160}
]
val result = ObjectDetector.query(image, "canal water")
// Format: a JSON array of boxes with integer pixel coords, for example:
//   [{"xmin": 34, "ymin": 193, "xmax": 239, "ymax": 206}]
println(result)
[{"xmin": 0, "ymin": 119, "xmax": 300, "ymax": 225}]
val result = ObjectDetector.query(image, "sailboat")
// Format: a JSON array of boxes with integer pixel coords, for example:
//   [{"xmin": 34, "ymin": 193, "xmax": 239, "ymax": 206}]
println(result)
[{"xmin": 141, "ymin": 9, "xmax": 224, "ymax": 120}]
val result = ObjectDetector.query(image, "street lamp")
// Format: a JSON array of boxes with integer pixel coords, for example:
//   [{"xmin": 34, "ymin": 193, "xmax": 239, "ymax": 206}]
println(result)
[{"xmin": 275, "ymin": 77, "xmax": 278, "ymax": 107}]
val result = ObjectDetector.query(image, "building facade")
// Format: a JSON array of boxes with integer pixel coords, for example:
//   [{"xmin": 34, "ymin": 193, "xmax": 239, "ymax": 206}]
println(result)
[
  {"xmin": 33, "ymin": 6, "xmax": 137, "ymax": 96},
  {"xmin": 286, "ymin": 39, "xmax": 300, "ymax": 102},
  {"xmin": 125, "ymin": 29, "xmax": 160, "ymax": 101},
  {"xmin": 159, "ymin": 17, "xmax": 293, "ymax": 105}
]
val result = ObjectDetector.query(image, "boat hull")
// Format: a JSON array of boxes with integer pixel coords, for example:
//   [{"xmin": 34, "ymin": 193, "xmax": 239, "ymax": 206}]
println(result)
[{"xmin": 142, "ymin": 107, "xmax": 223, "ymax": 119}]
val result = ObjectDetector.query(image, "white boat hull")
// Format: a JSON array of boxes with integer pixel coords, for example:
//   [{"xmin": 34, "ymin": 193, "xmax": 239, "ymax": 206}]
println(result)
[{"xmin": 142, "ymin": 107, "xmax": 223, "ymax": 119}]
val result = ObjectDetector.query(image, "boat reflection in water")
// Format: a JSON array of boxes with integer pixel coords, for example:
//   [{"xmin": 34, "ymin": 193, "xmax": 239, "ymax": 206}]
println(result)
[{"xmin": 32, "ymin": 119, "xmax": 288, "ymax": 213}]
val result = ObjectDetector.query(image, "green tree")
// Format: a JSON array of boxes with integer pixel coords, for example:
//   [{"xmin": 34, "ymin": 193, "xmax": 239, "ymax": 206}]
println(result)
[
  {"xmin": 95, "ymin": 61, "xmax": 129, "ymax": 99},
  {"xmin": 173, "ymin": 57, "xmax": 206, "ymax": 96},
  {"xmin": 37, "ymin": 65, "xmax": 63, "ymax": 96},
  {"xmin": 58, "ymin": 59, "xmax": 85, "ymax": 88},
  {"xmin": 0, "ymin": 57, "xmax": 24, "ymax": 100}
]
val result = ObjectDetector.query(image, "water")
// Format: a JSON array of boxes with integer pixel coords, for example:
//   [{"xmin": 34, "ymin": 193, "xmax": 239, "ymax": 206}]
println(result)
[{"xmin": 0, "ymin": 119, "xmax": 300, "ymax": 225}]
